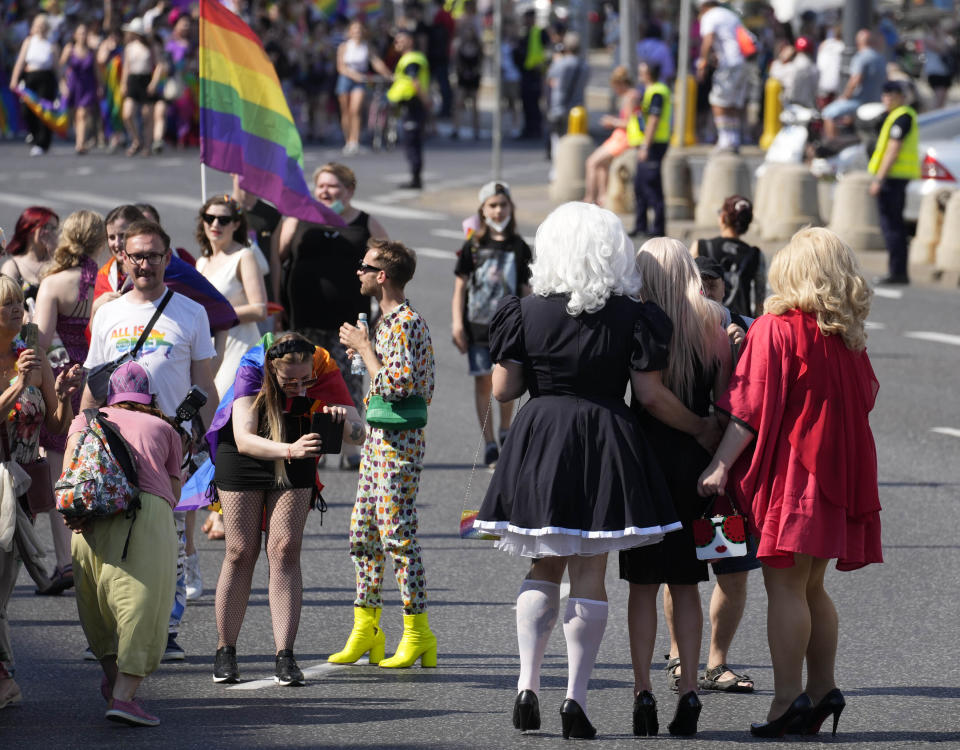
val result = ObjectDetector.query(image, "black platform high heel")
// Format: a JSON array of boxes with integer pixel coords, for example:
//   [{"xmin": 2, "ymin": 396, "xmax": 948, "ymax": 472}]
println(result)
[
  {"xmin": 633, "ymin": 690, "xmax": 659, "ymax": 736},
  {"xmin": 803, "ymin": 688, "xmax": 845, "ymax": 736},
  {"xmin": 750, "ymin": 694, "xmax": 813, "ymax": 738},
  {"xmin": 513, "ymin": 690, "xmax": 541, "ymax": 731},
  {"xmin": 559, "ymin": 698, "xmax": 597, "ymax": 740},
  {"xmin": 667, "ymin": 691, "xmax": 702, "ymax": 736}
]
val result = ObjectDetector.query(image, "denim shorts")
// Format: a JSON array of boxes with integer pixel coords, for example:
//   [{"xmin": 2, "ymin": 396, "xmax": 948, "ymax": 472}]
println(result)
[
  {"xmin": 467, "ymin": 344, "xmax": 493, "ymax": 376},
  {"xmin": 335, "ymin": 75, "xmax": 365, "ymax": 97},
  {"xmin": 711, "ymin": 533, "xmax": 762, "ymax": 575}
]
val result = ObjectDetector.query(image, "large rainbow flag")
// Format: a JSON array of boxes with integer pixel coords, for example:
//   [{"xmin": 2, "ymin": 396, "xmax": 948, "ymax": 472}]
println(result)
[
  {"xmin": 198, "ymin": 0, "xmax": 343, "ymax": 226},
  {"xmin": 14, "ymin": 85, "xmax": 69, "ymax": 138}
]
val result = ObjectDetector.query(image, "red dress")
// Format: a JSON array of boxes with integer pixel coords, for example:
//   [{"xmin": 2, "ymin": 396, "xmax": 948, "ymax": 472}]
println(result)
[{"xmin": 716, "ymin": 310, "xmax": 882, "ymax": 571}]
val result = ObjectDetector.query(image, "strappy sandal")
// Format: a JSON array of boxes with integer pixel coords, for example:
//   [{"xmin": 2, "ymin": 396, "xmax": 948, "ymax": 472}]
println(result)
[
  {"xmin": 664, "ymin": 655, "xmax": 681, "ymax": 693},
  {"xmin": 698, "ymin": 663, "xmax": 755, "ymax": 693}
]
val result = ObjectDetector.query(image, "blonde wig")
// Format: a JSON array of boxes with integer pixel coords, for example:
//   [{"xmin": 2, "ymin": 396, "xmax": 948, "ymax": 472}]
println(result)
[
  {"xmin": 45, "ymin": 210, "xmax": 106, "ymax": 277},
  {"xmin": 764, "ymin": 227, "xmax": 871, "ymax": 351},
  {"xmin": 636, "ymin": 237, "xmax": 726, "ymax": 405},
  {"xmin": 529, "ymin": 202, "xmax": 642, "ymax": 316}
]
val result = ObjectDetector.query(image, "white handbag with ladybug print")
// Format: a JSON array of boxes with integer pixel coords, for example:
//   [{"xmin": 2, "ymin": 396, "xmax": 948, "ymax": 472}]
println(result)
[{"xmin": 693, "ymin": 495, "xmax": 748, "ymax": 561}]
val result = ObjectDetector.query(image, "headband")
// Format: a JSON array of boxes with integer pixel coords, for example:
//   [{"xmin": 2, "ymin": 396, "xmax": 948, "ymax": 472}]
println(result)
[{"xmin": 266, "ymin": 339, "xmax": 315, "ymax": 360}]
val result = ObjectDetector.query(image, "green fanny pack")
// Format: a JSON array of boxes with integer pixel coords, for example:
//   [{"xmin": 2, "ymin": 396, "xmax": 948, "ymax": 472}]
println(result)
[{"xmin": 366, "ymin": 394, "xmax": 428, "ymax": 430}]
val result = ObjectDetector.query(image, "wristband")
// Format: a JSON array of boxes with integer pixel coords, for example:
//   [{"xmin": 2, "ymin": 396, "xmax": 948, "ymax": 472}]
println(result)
[{"xmin": 286, "ymin": 444, "xmax": 293, "ymax": 463}]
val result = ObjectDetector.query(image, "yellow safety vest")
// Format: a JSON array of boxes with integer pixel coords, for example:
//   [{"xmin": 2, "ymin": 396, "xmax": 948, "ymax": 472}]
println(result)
[
  {"xmin": 868, "ymin": 105, "xmax": 920, "ymax": 180},
  {"xmin": 524, "ymin": 26, "xmax": 546, "ymax": 70},
  {"xmin": 626, "ymin": 82, "xmax": 672, "ymax": 147},
  {"xmin": 387, "ymin": 51, "xmax": 430, "ymax": 104}
]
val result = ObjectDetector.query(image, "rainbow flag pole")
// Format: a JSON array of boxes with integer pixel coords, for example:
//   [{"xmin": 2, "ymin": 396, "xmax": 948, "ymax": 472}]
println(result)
[{"xmin": 198, "ymin": 0, "xmax": 343, "ymax": 225}]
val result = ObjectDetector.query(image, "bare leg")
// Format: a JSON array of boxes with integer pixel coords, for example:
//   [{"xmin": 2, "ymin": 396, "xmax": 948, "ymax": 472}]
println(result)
[
  {"xmin": 184, "ymin": 509, "xmax": 197, "ymax": 556},
  {"xmin": 152, "ymin": 100, "xmax": 166, "ymax": 149},
  {"xmin": 627, "ymin": 583, "xmax": 659, "ymax": 694},
  {"xmin": 762, "ymin": 556, "xmax": 813, "ymax": 719},
  {"xmin": 121, "ymin": 97, "xmax": 139, "ymax": 151},
  {"xmin": 666, "ymin": 583, "xmax": 702, "ymax": 696},
  {"xmin": 338, "ymin": 92, "xmax": 351, "ymax": 144},
  {"xmin": 705, "ymin": 571, "xmax": 753, "ymax": 688},
  {"xmin": 348, "ymin": 87, "xmax": 365, "ymax": 147},
  {"xmin": 474, "ymin": 374, "xmax": 494, "ymax": 443},
  {"xmin": 112, "ymin": 672, "xmax": 144, "ymax": 702},
  {"xmin": 802, "ymin": 556, "xmax": 836, "ymax": 704}
]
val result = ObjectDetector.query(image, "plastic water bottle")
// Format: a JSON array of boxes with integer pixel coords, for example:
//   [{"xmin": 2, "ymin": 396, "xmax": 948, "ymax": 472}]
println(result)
[{"xmin": 351, "ymin": 313, "xmax": 368, "ymax": 374}]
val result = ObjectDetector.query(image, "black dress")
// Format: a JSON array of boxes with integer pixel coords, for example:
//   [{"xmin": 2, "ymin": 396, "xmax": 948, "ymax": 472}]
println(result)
[
  {"xmin": 474, "ymin": 294, "xmax": 682, "ymax": 557},
  {"xmin": 619, "ymin": 355, "xmax": 717, "ymax": 585}
]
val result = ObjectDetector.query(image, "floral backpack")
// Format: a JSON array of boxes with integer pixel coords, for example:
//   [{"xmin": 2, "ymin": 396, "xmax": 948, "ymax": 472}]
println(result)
[{"xmin": 55, "ymin": 409, "xmax": 141, "ymax": 560}]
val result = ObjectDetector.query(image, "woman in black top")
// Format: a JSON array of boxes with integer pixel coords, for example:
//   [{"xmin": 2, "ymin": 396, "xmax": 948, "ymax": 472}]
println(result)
[{"xmin": 691, "ymin": 195, "xmax": 766, "ymax": 318}]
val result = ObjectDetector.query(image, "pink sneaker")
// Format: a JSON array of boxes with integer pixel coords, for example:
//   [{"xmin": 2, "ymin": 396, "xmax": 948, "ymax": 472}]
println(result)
[{"xmin": 105, "ymin": 698, "xmax": 160, "ymax": 727}]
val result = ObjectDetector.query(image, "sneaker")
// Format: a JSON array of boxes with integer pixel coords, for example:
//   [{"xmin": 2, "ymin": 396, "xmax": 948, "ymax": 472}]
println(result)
[
  {"xmin": 83, "ymin": 646, "xmax": 98, "ymax": 661},
  {"xmin": 213, "ymin": 646, "xmax": 240, "ymax": 684},
  {"xmin": 29, "ymin": 145, "xmax": 44, "ymax": 157},
  {"xmin": 105, "ymin": 698, "xmax": 160, "ymax": 727},
  {"xmin": 162, "ymin": 634, "xmax": 185, "ymax": 662},
  {"xmin": 483, "ymin": 441, "xmax": 499, "ymax": 467},
  {"xmin": 185, "ymin": 551, "xmax": 203, "ymax": 600},
  {"xmin": 274, "ymin": 650, "xmax": 305, "ymax": 686}
]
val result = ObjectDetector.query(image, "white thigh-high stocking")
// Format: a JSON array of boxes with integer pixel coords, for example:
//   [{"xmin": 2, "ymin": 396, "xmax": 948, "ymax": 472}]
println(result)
[
  {"xmin": 516, "ymin": 579, "xmax": 561, "ymax": 693},
  {"xmin": 562, "ymin": 598, "xmax": 609, "ymax": 709}
]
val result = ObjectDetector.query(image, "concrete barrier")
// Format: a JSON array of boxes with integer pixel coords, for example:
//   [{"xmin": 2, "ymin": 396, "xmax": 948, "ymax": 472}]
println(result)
[
  {"xmin": 694, "ymin": 152, "xmax": 751, "ymax": 229},
  {"xmin": 826, "ymin": 171, "xmax": 885, "ymax": 252},
  {"xmin": 934, "ymin": 190, "xmax": 960, "ymax": 273},
  {"xmin": 548, "ymin": 133, "xmax": 593, "ymax": 203},
  {"xmin": 663, "ymin": 150, "xmax": 693, "ymax": 220},
  {"xmin": 910, "ymin": 188, "xmax": 953, "ymax": 268},
  {"xmin": 759, "ymin": 163, "xmax": 822, "ymax": 241},
  {"xmin": 605, "ymin": 147, "xmax": 637, "ymax": 215}
]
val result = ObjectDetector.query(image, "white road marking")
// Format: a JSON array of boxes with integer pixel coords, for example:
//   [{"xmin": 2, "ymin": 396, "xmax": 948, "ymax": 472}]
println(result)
[
  {"xmin": 0, "ymin": 190, "xmax": 67, "ymax": 208},
  {"xmin": 415, "ymin": 247, "xmax": 457, "ymax": 260},
  {"xmin": 73, "ymin": 166, "xmax": 94, "ymax": 176},
  {"xmin": 431, "ymin": 228, "xmax": 468, "ymax": 241},
  {"xmin": 865, "ymin": 321, "xmax": 886, "ymax": 330},
  {"xmin": 873, "ymin": 288, "xmax": 904, "ymax": 299},
  {"xmin": 903, "ymin": 331, "xmax": 960, "ymax": 347},
  {"xmin": 931, "ymin": 427, "xmax": 960, "ymax": 439},
  {"xmin": 352, "ymin": 200, "xmax": 447, "ymax": 221},
  {"xmin": 227, "ymin": 661, "xmax": 346, "ymax": 690},
  {"xmin": 44, "ymin": 190, "xmax": 122, "ymax": 209},
  {"xmin": 140, "ymin": 192, "xmax": 205, "ymax": 210}
]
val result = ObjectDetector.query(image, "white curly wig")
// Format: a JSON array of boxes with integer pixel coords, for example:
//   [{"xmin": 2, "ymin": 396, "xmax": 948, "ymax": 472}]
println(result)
[{"xmin": 529, "ymin": 202, "xmax": 642, "ymax": 315}]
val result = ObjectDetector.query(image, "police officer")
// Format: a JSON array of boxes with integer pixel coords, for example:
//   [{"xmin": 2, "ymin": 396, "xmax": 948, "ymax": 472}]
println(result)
[
  {"xmin": 387, "ymin": 30, "xmax": 431, "ymax": 190},
  {"xmin": 629, "ymin": 61, "xmax": 672, "ymax": 239},
  {"xmin": 868, "ymin": 80, "xmax": 920, "ymax": 285}
]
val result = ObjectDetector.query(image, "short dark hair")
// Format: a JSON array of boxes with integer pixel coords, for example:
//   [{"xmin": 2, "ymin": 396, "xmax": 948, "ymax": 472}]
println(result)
[
  {"xmin": 124, "ymin": 219, "xmax": 171, "ymax": 252},
  {"xmin": 105, "ymin": 204, "xmax": 145, "ymax": 227},
  {"xmin": 720, "ymin": 195, "xmax": 753, "ymax": 235},
  {"xmin": 135, "ymin": 203, "xmax": 161, "ymax": 223},
  {"xmin": 641, "ymin": 60, "xmax": 662, "ymax": 81},
  {"xmin": 369, "ymin": 238, "xmax": 416, "ymax": 287}
]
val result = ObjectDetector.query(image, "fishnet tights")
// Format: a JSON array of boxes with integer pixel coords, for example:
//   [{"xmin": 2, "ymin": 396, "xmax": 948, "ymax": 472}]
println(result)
[{"xmin": 215, "ymin": 488, "xmax": 313, "ymax": 652}]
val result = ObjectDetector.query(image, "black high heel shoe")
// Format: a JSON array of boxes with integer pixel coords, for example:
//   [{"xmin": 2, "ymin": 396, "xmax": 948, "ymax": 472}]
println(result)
[
  {"xmin": 667, "ymin": 691, "xmax": 702, "ymax": 736},
  {"xmin": 559, "ymin": 698, "xmax": 597, "ymax": 740},
  {"xmin": 750, "ymin": 694, "xmax": 813, "ymax": 738},
  {"xmin": 633, "ymin": 690, "xmax": 658, "ymax": 736},
  {"xmin": 803, "ymin": 688, "xmax": 845, "ymax": 736},
  {"xmin": 513, "ymin": 690, "xmax": 541, "ymax": 731}
]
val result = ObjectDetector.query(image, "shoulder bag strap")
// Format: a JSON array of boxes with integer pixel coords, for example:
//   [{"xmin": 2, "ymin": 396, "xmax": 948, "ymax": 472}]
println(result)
[{"xmin": 129, "ymin": 289, "xmax": 173, "ymax": 359}]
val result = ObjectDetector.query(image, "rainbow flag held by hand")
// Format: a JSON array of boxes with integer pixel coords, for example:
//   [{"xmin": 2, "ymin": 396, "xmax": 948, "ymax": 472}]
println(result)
[
  {"xmin": 14, "ymin": 85, "xmax": 69, "ymax": 137},
  {"xmin": 198, "ymin": 0, "xmax": 344, "ymax": 226},
  {"xmin": 101, "ymin": 53, "xmax": 124, "ymax": 135}
]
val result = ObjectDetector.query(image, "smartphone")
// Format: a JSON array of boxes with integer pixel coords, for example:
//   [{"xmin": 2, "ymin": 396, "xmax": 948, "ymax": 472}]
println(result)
[
  {"xmin": 310, "ymin": 411, "xmax": 343, "ymax": 455},
  {"xmin": 20, "ymin": 322, "xmax": 39, "ymax": 350}
]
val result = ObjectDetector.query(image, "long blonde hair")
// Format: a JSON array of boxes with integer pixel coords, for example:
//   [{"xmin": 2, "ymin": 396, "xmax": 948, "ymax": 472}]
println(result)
[
  {"xmin": 44, "ymin": 210, "xmax": 106, "ymax": 277},
  {"xmin": 764, "ymin": 228, "xmax": 871, "ymax": 351},
  {"xmin": 253, "ymin": 332, "xmax": 315, "ymax": 485},
  {"xmin": 636, "ymin": 237, "xmax": 725, "ymax": 405}
]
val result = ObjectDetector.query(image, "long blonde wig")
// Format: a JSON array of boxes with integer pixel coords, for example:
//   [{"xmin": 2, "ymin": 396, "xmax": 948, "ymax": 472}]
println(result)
[
  {"xmin": 764, "ymin": 228, "xmax": 871, "ymax": 351},
  {"xmin": 636, "ymin": 237, "xmax": 726, "ymax": 405}
]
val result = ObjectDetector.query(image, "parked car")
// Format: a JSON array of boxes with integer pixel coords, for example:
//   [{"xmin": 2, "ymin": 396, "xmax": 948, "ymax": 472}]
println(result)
[{"xmin": 906, "ymin": 104, "xmax": 960, "ymax": 224}]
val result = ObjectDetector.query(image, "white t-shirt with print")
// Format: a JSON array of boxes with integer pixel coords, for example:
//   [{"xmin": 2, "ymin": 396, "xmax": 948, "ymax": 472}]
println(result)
[
  {"xmin": 85, "ymin": 289, "xmax": 216, "ymax": 418},
  {"xmin": 700, "ymin": 6, "xmax": 744, "ymax": 69}
]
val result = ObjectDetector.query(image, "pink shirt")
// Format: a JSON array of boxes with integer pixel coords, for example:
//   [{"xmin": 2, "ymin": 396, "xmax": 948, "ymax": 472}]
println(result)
[{"xmin": 68, "ymin": 407, "xmax": 183, "ymax": 508}]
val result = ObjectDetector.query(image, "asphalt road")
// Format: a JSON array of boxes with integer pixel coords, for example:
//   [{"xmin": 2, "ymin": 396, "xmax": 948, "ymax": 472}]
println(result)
[{"xmin": 1, "ymin": 138, "xmax": 959, "ymax": 749}]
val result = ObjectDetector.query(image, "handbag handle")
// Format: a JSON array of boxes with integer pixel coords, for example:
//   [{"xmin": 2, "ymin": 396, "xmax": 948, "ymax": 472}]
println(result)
[{"xmin": 700, "ymin": 491, "xmax": 742, "ymax": 518}]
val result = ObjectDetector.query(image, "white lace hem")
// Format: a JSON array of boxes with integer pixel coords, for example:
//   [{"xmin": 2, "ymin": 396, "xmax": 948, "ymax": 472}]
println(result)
[{"xmin": 473, "ymin": 521, "xmax": 683, "ymax": 558}]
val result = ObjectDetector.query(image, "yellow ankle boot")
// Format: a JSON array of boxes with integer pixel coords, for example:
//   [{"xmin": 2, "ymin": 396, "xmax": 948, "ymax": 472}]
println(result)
[
  {"xmin": 328, "ymin": 607, "xmax": 386, "ymax": 664},
  {"xmin": 379, "ymin": 612, "xmax": 437, "ymax": 668}
]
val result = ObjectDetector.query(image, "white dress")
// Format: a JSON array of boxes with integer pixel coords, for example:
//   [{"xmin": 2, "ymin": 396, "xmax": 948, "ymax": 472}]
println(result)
[{"xmin": 197, "ymin": 246, "xmax": 269, "ymax": 399}]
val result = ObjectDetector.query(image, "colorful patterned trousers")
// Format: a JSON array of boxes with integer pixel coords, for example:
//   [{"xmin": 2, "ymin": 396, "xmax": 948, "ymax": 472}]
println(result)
[{"xmin": 349, "ymin": 427, "xmax": 427, "ymax": 614}]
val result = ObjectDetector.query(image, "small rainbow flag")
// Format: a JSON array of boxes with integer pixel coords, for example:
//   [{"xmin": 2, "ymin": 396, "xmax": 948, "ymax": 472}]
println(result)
[
  {"xmin": 101, "ymin": 53, "xmax": 124, "ymax": 135},
  {"xmin": 14, "ymin": 85, "xmax": 69, "ymax": 138},
  {"xmin": 198, "ymin": 0, "xmax": 344, "ymax": 226}
]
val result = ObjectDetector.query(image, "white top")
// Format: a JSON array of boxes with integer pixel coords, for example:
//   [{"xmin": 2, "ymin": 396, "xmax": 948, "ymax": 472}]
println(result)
[
  {"xmin": 700, "ymin": 6, "xmax": 744, "ymax": 69},
  {"xmin": 85, "ymin": 289, "xmax": 216, "ymax": 419},
  {"xmin": 816, "ymin": 37, "xmax": 845, "ymax": 95},
  {"xmin": 342, "ymin": 39, "xmax": 370, "ymax": 74},
  {"xmin": 124, "ymin": 39, "xmax": 153, "ymax": 75},
  {"xmin": 24, "ymin": 35, "xmax": 55, "ymax": 70}
]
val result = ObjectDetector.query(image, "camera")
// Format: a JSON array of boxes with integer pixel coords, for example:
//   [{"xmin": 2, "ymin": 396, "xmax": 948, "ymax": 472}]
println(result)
[{"xmin": 175, "ymin": 386, "xmax": 207, "ymax": 427}]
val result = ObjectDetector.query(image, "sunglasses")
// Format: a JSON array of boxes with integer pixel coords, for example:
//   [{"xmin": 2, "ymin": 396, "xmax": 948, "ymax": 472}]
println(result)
[
  {"xmin": 358, "ymin": 262, "xmax": 383, "ymax": 274},
  {"xmin": 202, "ymin": 213, "xmax": 237, "ymax": 226},
  {"xmin": 277, "ymin": 376, "xmax": 318, "ymax": 389}
]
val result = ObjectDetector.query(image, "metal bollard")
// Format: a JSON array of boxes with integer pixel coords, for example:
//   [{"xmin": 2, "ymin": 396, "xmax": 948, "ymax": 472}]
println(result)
[
  {"xmin": 671, "ymin": 75, "xmax": 697, "ymax": 147},
  {"xmin": 758, "ymin": 77, "xmax": 783, "ymax": 151},
  {"xmin": 567, "ymin": 106, "xmax": 588, "ymax": 136}
]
